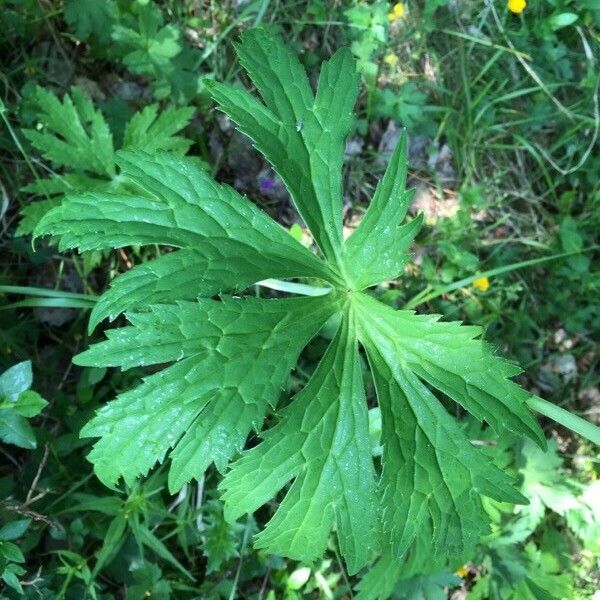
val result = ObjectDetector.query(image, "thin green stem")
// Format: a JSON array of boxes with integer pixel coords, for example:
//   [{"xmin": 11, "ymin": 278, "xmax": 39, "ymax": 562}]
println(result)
[
  {"xmin": 527, "ymin": 396, "xmax": 600, "ymax": 446},
  {"xmin": 404, "ymin": 246, "xmax": 599, "ymax": 309},
  {"xmin": 0, "ymin": 285, "xmax": 97, "ymax": 302},
  {"xmin": 0, "ymin": 99, "xmax": 49, "ymax": 201}
]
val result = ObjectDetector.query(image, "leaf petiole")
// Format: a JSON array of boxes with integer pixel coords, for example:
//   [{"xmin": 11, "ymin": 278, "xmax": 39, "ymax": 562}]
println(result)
[
  {"xmin": 256, "ymin": 279, "xmax": 332, "ymax": 297},
  {"xmin": 527, "ymin": 396, "xmax": 600, "ymax": 446}
]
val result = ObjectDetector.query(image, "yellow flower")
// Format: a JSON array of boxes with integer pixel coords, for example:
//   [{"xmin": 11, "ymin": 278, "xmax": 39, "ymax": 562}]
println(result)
[
  {"xmin": 455, "ymin": 565, "xmax": 469, "ymax": 578},
  {"xmin": 388, "ymin": 2, "xmax": 406, "ymax": 21},
  {"xmin": 472, "ymin": 276, "xmax": 490, "ymax": 292},
  {"xmin": 384, "ymin": 52, "xmax": 398, "ymax": 66},
  {"xmin": 508, "ymin": 0, "xmax": 526, "ymax": 14}
]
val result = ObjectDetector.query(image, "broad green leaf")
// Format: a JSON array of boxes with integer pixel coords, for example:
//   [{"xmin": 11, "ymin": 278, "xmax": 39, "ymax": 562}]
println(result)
[
  {"xmin": 344, "ymin": 133, "xmax": 423, "ymax": 289},
  {"xmin": 9, "ymin": 390, "xmax": 48, "ymax": 417},
  {"xmin": 32, "ymin": 30, "xmax": 578, "ymax": 575},
  {"xmin": 1, "ymin": 565, "xmax": 24, "ymax": 594},
  {"xmin": 0, "ymin": 362, "xmax": 42, "ymax": 448},
  {"xmin": 35, "ymin": 151, "xmax": 336, "ymax": 331},
  {"xmin": 206, "ymin": 30, "xmax": 359, "ymax": 266},
  {"xmin": 0, "ymin": 541, "xmax": 25, "ymax": 563},
  {"xmin": 354, "ymin": 293, "xmax": 545, "ymax": 446},
  {"xmin": 0, "ymin": 519, "xmax": 31, "ymax": 542},
  {"xmin": 353, "ymin": 291, "xmax": 541, "ymax": 559},
  {"xmin": 0, "ymin": 411, "xmax": 36, "ymax": 449},
  {"xmin": 547, "ymin": 12, "xmax": 578, "ymax": 31},
  {"xmin": 77, "ymin": 295, "xmax": 338, "ymax": 490},
  {"xmin": 221, "ymin": 315, "xmax": 378, "ymax": 574},
  {"xmin": 364, "ymin": 341, "xmax": 525, "ymax": 559},
  {"xmin": 0, "ymin": 361, "xmax": 33, "ymax": 401}
]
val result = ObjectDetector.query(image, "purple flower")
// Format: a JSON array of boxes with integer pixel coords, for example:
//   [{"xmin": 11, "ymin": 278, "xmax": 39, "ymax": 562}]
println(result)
[{"xmin": 259, "ymin": 177, "xmax": 276, "ymax": 192}]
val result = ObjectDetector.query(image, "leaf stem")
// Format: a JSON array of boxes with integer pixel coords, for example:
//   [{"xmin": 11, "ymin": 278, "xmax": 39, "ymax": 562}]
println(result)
[
  {"xmin": 0, "ymin": 285, "xmax": 97, "ymax": 301},
  {"xmin": 257, "ymin": 279, "xmax": 332, "ymax": 297},
  {"xmin": 527, "ymin": 396, "xmax": 600, "ymax": 446}
]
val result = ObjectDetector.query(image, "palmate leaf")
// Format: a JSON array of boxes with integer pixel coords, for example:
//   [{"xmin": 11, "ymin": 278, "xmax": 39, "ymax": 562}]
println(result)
[
  {"xmin": 33, "ymin": 29, "xmax": 562, "ymax": 573},
  {"xmin": 23, "ymin": 86, "xmax": 115, "ymax": 177},
  {"xmin": 18, "ymin": 86, "xmax": 193, "ymax": 234},
  {"xmin": 63, "ymin": 0, "xmax": 119, "ymax": 44}
]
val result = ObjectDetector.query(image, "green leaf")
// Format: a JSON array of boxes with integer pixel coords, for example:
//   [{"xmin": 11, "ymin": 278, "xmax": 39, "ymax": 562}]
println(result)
[
  {"xmin": 93, "ymin": 515, "xmax": 126, "ymax": 575},
  {"xmin": 0, "ymin": 361, "xmax": 32, "ymax": 402},
  {"xmin": 2, "ymin": 566, "xmax": 24, "ymax": 594},
  {"xmin": 517, "ymin": 439, "xmax": 579, "ymax": 533},
  {"xmin": 23, "ymin": 86, "xmax": 115, "ymax": 177},
  {"xmin": 60, "ymin": 493, "xmax": 122, "ymax": 516},
  {"xmin": 221, "ymin": 315, "xmax": 378, "ymax": 574},
  {"xmin": 21, "ymin": 174, "xmax": 108, "ymax": 199},
  {"xmin": 9, "ymin": 390, "xmax": 48, "ymax": 417},
  {"xmin": 485, "ymin": 543, "xmax": 574, "ymax": 600},
  {"xmin": 112, "ymin": 3, "xmax": 181, "ymax": 76},
  {"xmin": 547, "ymin": 12, "xmax": 578, "ymax": 30},
  {"xmin": 395, "ymin": 571, "xmax": 462, "ymax": 600},
  {"xmin": 131, "ymin": 521, "xmax": 194, "ymax": 581},
  {"xmin": 354, "ymin": 293, "xmax": 545, "ymax": 447},
  {"xmin": 364, "ymin": 344, "xmax": 524, "ymax": 559},
  {"xmin": 35, "ymin": 151, "xmax": 336, "ymax": 331},
  {"xmin": 355, "ymin": 538, "xmax": 454, "ymax": 600},
  {"xmin": 354, "ymin": 292, "xmax": 539, "ymax": 558},
  {"xmin": 19, "ymin": 88, "xmax": 193, "ymax": 234},
  {"xmin": 206, "ymin": 30, "xmax": 359, "ymax": 266},
  {"xmin": 355, "ymin": 550, "xmax": 403, "ymax": 600},
  {"xmin": 0, "ymin": 541, "xmax": 25, "ymax": 563},
  {"xmin": 64, "ymin": 0, "xmax": 119, "ymax": 43},
  {"xmin": 127, "ymin": 563, "xmax": 171, "ymax": 600},
  {"xmin": 17, "ymin": 198, "xmax": 63, "ymax": 236},
  {"xmin": 519, "ymin": 543, "xmax": 573, "ymax": 600},
  {"xmin": 565, "ymin": 480, "xmax": 600, "ymax": 553},
  {"xmin": 201, "ymin": 500, "xmax": 242, "ymax": 574},
  {"xmin": 33, "ymin": 29, "xmax": 568, "ymax": 574},
  {"xmin": 344, "ymin": 132, "xmax": 423, "ymax": 288},
  {"xmin": 77, "ymin": 295, "xmax": 338, "ymax": 491},
  {"xmin": 0, "ymin": 520, "xmax": 31, "ymax": 541},
  {"xmin": 122, "ymin": 104, "xmax": 194, "ymax": 155},
  {"xmin": 0, "ymin": 410, "xmax": 36, "ymax": 449}
]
